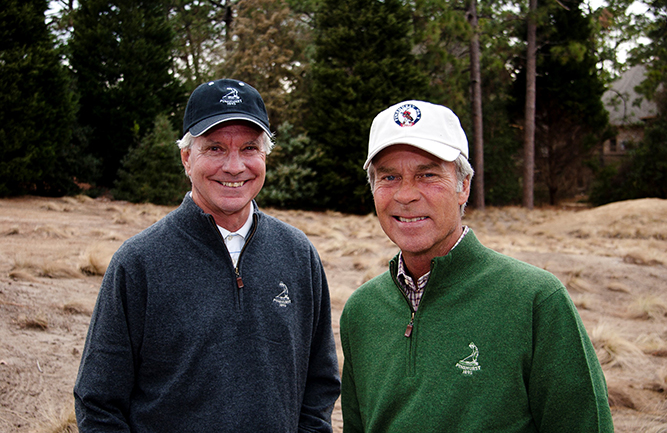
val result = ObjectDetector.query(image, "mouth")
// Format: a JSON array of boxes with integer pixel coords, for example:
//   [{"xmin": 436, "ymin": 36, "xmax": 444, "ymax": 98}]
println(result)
[
  {"xmin": 216, "ymin": 180, "xmax": 246, "ymax": 188},
  {"xmin": 395, "ymin": 216, "xmax": 427, "ymax": 223}
]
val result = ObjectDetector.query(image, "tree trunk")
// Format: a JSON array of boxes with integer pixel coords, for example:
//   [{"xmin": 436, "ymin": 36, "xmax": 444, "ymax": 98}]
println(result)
[
  {"xmin": 523, "ymin": 0, "xmax": 537, "ymax": 209},
  {"xmin": 468, "ymin": 0, "xmax": 485, "ymax": 210}
]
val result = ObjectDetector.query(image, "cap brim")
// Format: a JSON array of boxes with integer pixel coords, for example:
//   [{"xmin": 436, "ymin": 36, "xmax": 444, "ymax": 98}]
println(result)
[
  {"xmin": 363, "ymin": 138, "xmax": 462, "ymax": 169},
  {"xmin": 190, "ymin": 113, "xmax": 271, "ymax": 137}
]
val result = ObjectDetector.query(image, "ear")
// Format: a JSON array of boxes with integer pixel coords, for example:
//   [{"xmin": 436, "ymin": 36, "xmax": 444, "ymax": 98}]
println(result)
[
  {"xmin": 457, "ymin": 176, "xmax": 471, "ymax": 206},
  {"xmin": 180, "ymin": 147, "xmax": 192, "ymax": 176}
]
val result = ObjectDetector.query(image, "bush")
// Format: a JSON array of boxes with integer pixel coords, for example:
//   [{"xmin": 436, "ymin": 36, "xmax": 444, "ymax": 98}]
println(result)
[
  {"xmin": 112, "ymin": 114, "xmax": 190, "ymax": 205},
  {"xmin": 256, "ymin": 122, "xmax": 321, "ymax": 209}
]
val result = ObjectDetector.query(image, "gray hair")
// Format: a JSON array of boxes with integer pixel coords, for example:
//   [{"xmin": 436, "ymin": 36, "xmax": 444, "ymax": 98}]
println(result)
[
  {"xmin": 177, "ymin": 130, "xmax": 275, "ymax": 154},
  {"xmin": 366, "ymin": 153, "xmax": 475, "ymax": 217}
]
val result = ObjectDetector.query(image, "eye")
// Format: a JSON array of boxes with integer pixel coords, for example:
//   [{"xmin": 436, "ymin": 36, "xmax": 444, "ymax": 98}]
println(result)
[{"xmin": 382, "ymin": 175, "xmax": 396, "ymax": 181}]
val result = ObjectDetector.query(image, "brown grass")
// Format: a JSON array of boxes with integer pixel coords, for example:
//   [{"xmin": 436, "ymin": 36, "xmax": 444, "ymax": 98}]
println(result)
[{"xmin": 1, "ymin": 196, "xmax": 666, "ymax": 433}]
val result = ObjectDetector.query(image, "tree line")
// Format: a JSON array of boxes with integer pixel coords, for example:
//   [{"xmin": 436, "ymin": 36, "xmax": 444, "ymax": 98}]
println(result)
[{"xmin": 1, "ymin": 0, "xmax": 665, "ymax": 213}]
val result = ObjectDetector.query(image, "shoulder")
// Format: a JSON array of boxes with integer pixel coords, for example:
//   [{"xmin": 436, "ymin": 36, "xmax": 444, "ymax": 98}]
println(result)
[
  {"xmin": 256, "ymin": 211, "xmax": 314, "ymax": 249},
  {"xmin": 343, "ymin": 270, "xmax": 394, "ymax": 314}
]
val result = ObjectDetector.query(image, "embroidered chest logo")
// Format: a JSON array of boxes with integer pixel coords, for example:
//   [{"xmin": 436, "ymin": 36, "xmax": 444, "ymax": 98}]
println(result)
[
  {"xmin": 273, "ymin": 281, "xmax": 292, "ymax": 307},
  {"xmin": 456, "ymin": 342, "xmax": 481, "ymax": 375},
  {"xmin": 220, "ymin": 87, "xmax": 242, "ymax": 105}
]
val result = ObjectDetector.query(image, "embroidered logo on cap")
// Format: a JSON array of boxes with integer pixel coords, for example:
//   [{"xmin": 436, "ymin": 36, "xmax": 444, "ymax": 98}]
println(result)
[
  {"xmin": 220, "ymin": 87, "xmax": 242, "ymax": 106},
  {"xmin": 456, "ymin": 342, "xmax": 481, "ymax": 375},
  {"xmin": 394, "ymin": 103, "xmax": 421, "ymax": 127}
]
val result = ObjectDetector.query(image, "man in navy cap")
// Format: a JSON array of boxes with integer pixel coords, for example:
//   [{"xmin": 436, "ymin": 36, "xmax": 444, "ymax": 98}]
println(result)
[{"xmin": 74, "ymin": 79, "xmax": 341, "ymax": 432}]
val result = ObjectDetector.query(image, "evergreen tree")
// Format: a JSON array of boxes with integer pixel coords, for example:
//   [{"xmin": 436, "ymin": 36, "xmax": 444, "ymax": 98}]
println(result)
[
  {"xmin": 69, "ymin": 0, "xmax": 184, "ymax": 188},
  {"xmin": 0, "ymin": 0, "xmax": 76, "ymax": 196},
  {"xmin": 113, "ymin": 113, "xmax": 190, "ymax": 204},
  {"xmin": 219, "ymin": 0, "xmax": 311, "ymax": 130},
  {"xmin": 512, "ymin": 0, "xmax": 608, "ymax": 205},
  {"xmin": 308, "ymin": 0, "xmax": 428, "ymax": 214}
]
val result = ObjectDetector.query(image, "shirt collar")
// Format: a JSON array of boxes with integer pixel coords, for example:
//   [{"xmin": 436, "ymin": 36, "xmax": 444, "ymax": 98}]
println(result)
[{"xmin": 217, "ymin": 203, "xmax": 255, "ymax": 240}]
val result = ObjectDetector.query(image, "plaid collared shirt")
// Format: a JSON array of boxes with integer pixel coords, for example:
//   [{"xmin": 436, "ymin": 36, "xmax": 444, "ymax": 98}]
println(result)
[{"xmin": 397, "ymin": 226, "xmax": 469, "ymax": 311}]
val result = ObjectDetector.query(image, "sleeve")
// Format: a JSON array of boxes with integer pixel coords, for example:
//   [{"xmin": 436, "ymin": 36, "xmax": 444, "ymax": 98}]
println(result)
[
  {"xmin": 340, "ymin": 307, "xmax": 364, "ymax": 433},
  {"xmin": 528, "ymin": 286, "xmax": 614, "ymax": 433},
  {"xmin": 298, "ymin": 248, "xmax": 341, "ymax": 433},
  {"xmin": 73, "ymin": 252, "xmax": 145, "ymax": 432}
]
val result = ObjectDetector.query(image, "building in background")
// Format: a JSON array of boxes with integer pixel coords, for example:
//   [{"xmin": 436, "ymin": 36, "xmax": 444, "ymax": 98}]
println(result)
[{"xmin": 601, "ymin": 65, "xmax": 658, "ymax": 165}]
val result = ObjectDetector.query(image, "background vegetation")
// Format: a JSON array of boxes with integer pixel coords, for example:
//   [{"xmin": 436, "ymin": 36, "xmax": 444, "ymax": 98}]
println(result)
[{"xmin": 1, "ymin": 0, "xmax": 665, "ymax": 211}]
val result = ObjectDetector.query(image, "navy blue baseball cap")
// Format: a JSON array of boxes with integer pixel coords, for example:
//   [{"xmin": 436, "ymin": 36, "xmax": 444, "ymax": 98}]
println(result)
[{"xmin": 183, "ymin": 79, "xmax": 271, "ymax": 136}]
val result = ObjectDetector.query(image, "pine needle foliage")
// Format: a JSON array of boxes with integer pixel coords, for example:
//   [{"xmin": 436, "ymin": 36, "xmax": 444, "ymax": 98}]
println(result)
[{"xmin": 113, "ymin": 114, "xmax": 190, "ymax": 205}]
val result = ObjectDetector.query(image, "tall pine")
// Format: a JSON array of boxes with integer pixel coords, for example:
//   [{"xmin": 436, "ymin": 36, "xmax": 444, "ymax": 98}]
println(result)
[
  {"xmin": 512, "ymin": 0, "xmax": 608, "ymax": 204},
  {"xmin": 308, "ymin": 0, "xmax": 428, "ymax": 214},
  {"xmin": 0, "ymin": 0, "xmax": 76, "ymax": 196},
  {"xmin": 69, "ymin": 0, "xmax": 183, "ymax": 188}
]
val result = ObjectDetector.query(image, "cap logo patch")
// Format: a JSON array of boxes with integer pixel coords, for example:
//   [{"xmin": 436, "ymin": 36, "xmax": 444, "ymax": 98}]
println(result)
[
  {"xmin": 394, "ymin": 104, "xmax": 421, "ymax": 127},
  {"xmin": 220, "ymin": 87, "xmax": 242, "ymax": 106}
]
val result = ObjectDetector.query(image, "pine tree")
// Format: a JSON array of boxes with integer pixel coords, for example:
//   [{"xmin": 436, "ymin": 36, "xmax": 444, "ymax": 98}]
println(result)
[
  {"xmin": 113, "ymin": 113, "xmax": 190, "ymax": 205},
  {"xmin": 0, "ymin": 0, "xmax": 76, "ymax": 196},
  {"xmin": 69, "ymin": 0, "xmax": 184, "ymax": 188},
  {"xmin": 512, "ymin": 0, "xmax": 608, "ymax": 205},
  {"xmin": 308, "ymin": 0, "xmax": 428, "ymax": 214}
]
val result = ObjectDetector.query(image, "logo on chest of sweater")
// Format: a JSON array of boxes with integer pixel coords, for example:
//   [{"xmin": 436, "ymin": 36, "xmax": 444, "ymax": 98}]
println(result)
[
  {"xmin": 456, "ymin": 342, "xmax": 481, "ymax": 375},
  {"xmin": 273, "ymin": 281, "xmax": 292, "ymax": 307}
]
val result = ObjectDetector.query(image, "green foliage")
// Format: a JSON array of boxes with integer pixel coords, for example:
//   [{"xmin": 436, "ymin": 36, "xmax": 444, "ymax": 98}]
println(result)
[
  {"xmin": 219, "ymin": 0, "xmax": 311, "ymax": 131},
  {"xmin": 69, "ymin": 0, "xmax": 184, "ymax": 188},
  {"xmin": 308, "ymin": 0, "xmax": 428, "ymax": 214},
  {"xmin": 512, "ymin": 0, "xmax": 609, "ymax": 205},
  {"xmin": 113, "ymin": 114, "xmax": 190, "ymax": 205},
  {"xmin": 0, "ymin": 0, "xmax": 77, "ymax": 196},
  {"xmin": 256, "ymin": 122, "xmax": 321, "ymax": 209}
]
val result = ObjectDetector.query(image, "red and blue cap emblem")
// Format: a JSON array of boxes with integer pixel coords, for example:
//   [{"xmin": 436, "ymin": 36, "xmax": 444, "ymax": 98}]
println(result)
[{"xmin": 393, "ymin": 104, "xmax": 421, "ymax": 127}]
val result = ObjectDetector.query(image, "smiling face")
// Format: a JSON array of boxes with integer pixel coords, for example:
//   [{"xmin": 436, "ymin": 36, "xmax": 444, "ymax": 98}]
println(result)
[
  {"xmin": 371, "ymin": 144, "xmax": 470, "ymax": 276},
  {"xmin": 181, "ymin": 121, "xmax": 266, "ymax": 231}
]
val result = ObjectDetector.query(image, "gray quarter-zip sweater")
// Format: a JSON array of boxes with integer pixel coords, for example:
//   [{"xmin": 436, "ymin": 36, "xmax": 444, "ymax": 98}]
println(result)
[{"xmin": 74, "ymin": 194, "xmax": 340, "ymax": 432}]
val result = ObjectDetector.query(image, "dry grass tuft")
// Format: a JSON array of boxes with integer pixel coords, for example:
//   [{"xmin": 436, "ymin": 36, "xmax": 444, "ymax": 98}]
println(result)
[
  {"xmin": 34, "ymin": 403, "xmax": 78, "ymax": 433},
  {"xmin": 63, "ymin": 300, "xmax": 94, "ymax": 316},
  {"xmin": 2, "ymin": 225, "xmax": 20, "ymax": 236},
  {"xmin": 34, "ymin": 225, "xmax": 73, "ymax": 239},
  {"xmin": 17, "ymin": 313, "xmax": 49, "ymax": 330},
  {"xmin": 626, "ymin": 295, "xmax": 667, "ymax": 320},
  {"xmin": 79, "ymin": 242, "xmax": 118, "ymax": 276},
  {"xmin": 590, "ymin": 323, "xmax": 647, "ymax": 369},
  {"xmin": 607, "ymin": 385, "xmax": 638, "ymax": 410},
  {"xmin": 10, "ymin": 254, "xmax": 81, "ymax": 279},
  {"xmin": 8, "ymin": 269, "xmax": 40, "ymax": 282}
]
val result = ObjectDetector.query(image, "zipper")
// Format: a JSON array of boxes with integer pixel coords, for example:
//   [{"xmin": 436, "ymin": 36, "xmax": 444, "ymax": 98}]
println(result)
[
  {"xmin": 404, "ymin": 312, "xmax": 415, "ymax": 337},
  {"xmin": 233, "ymin": 213, "xmax": 258, "ymax": 290}
]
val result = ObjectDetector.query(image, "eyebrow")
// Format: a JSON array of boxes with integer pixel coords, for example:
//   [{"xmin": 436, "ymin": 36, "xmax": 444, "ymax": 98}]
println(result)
[{"xmin": 375, "ymin": 161, "xmax": 442, "ymax": 174}]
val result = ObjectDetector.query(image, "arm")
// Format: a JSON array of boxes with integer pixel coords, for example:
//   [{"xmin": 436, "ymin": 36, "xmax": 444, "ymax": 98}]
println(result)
[
  {"xmin": 73, "ymin": 255, "xmax": 144, "ymax": 432},
  {"xmin": 298, "ymin": 253, "xmax": 341, "ymax": 433},
  {"xmin": 340, "ymin": 308, "xmax": 364, "ymax": 433},
  {"xmin": 529, "ymin": 286, "xmax": 614, "ymax": 432}
]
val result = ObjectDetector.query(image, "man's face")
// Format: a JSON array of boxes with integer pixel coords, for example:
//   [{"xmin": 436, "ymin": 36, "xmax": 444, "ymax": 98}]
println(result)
[
  {"xmin": 372, "ymin": 144, "xmax": 470, "ymax": 263},
  {"xmin": 181, "ymin": 121, "xmax": 266, "ymax": 230}
]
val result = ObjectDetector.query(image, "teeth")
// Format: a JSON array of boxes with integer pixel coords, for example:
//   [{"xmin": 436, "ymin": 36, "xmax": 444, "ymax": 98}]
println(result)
[
  {"xmin": 220, "ymin": 181, "xmax": 244, "ymax": 187},
  {"xmin": 397, "ymin": 216, "xmax": 426, "ymax": 223}
]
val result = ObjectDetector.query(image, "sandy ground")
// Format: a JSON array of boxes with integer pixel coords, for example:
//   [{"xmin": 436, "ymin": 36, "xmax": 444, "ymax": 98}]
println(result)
[{"xmin": 0, "ymin": 195, "xmax": 666, "ymax": 432}]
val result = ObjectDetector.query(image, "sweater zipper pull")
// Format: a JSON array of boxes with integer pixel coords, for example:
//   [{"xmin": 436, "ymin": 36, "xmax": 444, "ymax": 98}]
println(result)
[
  {"xmin": 404, "ymin": 312, "xmax": 415, "ymax": 338},
  {"xmin": 235, "ymin": 267, "xmax": 244, "ymax": 288}
]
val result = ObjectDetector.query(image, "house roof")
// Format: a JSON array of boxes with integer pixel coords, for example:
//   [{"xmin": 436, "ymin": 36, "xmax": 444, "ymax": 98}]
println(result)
[{"xmin": 602, "ymin": 65, "xmax": 658, "ymax": 125}]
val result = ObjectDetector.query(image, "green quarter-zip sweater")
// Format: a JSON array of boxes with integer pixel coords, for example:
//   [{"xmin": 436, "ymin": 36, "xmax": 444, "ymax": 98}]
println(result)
[{"xmin": 340, "ymin": 230, "xmax": 613, "ymax": 433}]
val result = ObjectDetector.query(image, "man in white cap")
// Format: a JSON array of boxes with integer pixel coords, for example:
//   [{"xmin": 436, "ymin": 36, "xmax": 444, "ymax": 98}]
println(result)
[
  {"xmin": 339, "ymin": 100, "xmax": 613, "ymax": 432},
  {"xmin": 74, "ymin": 79, "xmax": 340, "ymax": 432}
]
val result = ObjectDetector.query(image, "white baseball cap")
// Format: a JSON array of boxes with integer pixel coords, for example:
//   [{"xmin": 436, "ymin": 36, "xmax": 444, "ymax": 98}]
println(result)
[{"xmin": 364, "ymin": 100, "xmax": 469, "ymax": 169}]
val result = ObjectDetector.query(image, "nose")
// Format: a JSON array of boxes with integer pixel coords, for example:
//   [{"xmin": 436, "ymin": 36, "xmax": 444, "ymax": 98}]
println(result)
[
  {"xmin": 222, "ymin": 150, "xmax": 245, "ymax": 176},
  {"xmin": 393, "ymin": 179, "xmax": 419, "ymax": 204}
]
